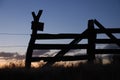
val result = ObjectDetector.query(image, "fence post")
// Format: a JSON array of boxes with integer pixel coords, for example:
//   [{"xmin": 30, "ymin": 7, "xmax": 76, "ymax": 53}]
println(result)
[
  {"xmin": 25, "ymin": 10, "xmax": 44, "ymax": 69},
  {"xmin": 25, "ymin": 19, "xmax": 38, "ymax": 68},
  {"xmin": 87, "ymin": 20, "xmax": 96, "ymax": 63},
  {"xmin": 25, "ymin": 33, "xmax": 36, "ymax": 69}
]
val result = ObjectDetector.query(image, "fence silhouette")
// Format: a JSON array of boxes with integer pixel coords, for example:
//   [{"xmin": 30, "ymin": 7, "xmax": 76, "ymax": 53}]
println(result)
[{"xmin": 25, "ymin": 10, "xmax": 120, "ymax": 68}]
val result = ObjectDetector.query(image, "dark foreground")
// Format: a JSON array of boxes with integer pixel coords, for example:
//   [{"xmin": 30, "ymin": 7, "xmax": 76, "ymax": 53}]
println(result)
[{"xmin": 0, "ymin": 63, "xmax": 120, "ymax": 80}]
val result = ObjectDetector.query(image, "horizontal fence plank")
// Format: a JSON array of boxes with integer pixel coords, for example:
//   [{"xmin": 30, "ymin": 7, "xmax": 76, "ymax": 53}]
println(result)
[
  {"xmin": 95, "ymin": 39, "xmax": 120, "ymax": 43},
  {"xmin": 34, "ymin": 33, "xmax": 88, "ymax": 39},
  {"xmin": 95, "ymin": 28, "xmax": 120, "ymax": 33},
  {"xmin": 31, "ymin": 55, "xmax": 89, "ymax": 62},
  {"xmin": 95, "ymin": 49, "xmax": 120, "ymax": 54},
  {"xmin": 34, "ymin": 44, "xmax": 88, "ymax": 49}
]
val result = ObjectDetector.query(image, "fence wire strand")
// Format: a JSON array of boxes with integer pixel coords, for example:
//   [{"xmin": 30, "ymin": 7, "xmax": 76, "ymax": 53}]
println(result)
[{"xmin": 0, "ymin": 33, "xmax": 30, "ymax": 35}]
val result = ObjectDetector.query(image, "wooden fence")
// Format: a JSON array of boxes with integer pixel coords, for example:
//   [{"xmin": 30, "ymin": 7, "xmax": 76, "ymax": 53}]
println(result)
[{"xmin": 25, "ymin": 10, "xmax": 120, "ymax": 68}]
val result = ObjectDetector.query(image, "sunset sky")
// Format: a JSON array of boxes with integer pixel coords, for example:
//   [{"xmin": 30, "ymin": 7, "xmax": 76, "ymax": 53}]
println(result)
[{"xmin": 0, "ymin": 0, "xmax": 120, "ymax": 56}]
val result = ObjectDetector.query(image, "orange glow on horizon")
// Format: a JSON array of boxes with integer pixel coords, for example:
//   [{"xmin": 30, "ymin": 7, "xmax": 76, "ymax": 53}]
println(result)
[{"xmin": 0, "ymin": 58, "xmax": 111, "ymax": 69}]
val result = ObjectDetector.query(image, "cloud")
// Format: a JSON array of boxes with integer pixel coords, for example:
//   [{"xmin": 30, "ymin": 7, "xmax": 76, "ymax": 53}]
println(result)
[
  {"xmin": 0, "ymin": 52, "xmax": 25, "ymax": 60},
  {"xmin": 38, "ymin": 50, "xmax": 59, "ymax": 57},
  {"xmin": 102, "ymin": 44, "xmax": 120, "ymax": 59},
  {"xmin": 32, "ymin": 50, "xmax": 50, "ymax": 56},
  {"xmin": 65, "ymin": 49, "xmax": 86, "ymax": 56},
  {"xmin": 0, "ymin": 52, "xmax": 16, "ymax": 57},
  {"xmin": 0, "ymin": 50, "xmax": 51, "ymax": 60},
  {"xmin": 32, "ymin": 49, "xmax": 84, "ymax": 57},
  {"xmin": 104, "ymin": 44, "xmax": 120, "ymax": 49}
]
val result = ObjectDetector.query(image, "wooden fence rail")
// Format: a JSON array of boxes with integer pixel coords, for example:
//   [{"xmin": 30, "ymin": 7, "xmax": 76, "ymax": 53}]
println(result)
[{"xmin": 25, "ymin": 10, "xmax": 120, "ymax": 69}]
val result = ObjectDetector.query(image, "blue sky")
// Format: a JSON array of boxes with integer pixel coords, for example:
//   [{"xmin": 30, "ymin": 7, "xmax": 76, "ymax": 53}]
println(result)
[{"xmin": 0, "ymin": 0, "xmax": 120, "ymax": 55}]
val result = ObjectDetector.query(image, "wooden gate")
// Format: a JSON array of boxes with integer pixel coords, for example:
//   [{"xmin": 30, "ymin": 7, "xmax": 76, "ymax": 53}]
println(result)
[{"xmin": 25, "ymin": 10, "xmax": 120, "ymax": 68}]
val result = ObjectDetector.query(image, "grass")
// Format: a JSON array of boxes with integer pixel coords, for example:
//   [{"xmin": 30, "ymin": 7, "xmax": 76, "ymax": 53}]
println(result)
[{"xmin": 0, "ymin": 61, "xmax": 119, "ymax": 80}]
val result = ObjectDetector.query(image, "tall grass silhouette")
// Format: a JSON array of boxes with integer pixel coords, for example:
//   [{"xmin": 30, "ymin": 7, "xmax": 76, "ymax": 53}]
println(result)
[{"xmin": 0, "ymin": 60, "xmax": 119, "ymax": 80}]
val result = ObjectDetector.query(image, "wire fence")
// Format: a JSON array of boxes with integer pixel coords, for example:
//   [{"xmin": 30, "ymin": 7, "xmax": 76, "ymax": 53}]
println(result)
[
  {"xmin": 0, "ymin": 33, "xmax": 30, "ymax": 48},
  {"xmin": 0, "ymin": 33, "xmax": 30, "ymax": 35},
  {"xmin": 0, "ymin": 46, "xmax": 27, "ymax": 48}
]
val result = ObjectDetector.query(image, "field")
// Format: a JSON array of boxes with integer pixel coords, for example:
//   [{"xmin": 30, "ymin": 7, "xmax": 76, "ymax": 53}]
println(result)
[{"xmin": 0, "ymin": 60, "xmax": 119, "ymax": 80}]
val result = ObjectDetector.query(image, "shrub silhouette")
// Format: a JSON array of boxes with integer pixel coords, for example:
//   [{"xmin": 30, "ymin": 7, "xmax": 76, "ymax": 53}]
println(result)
[{"xmin": 112, "ymin": 54, "xmax": 120, "ymax": 64}]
